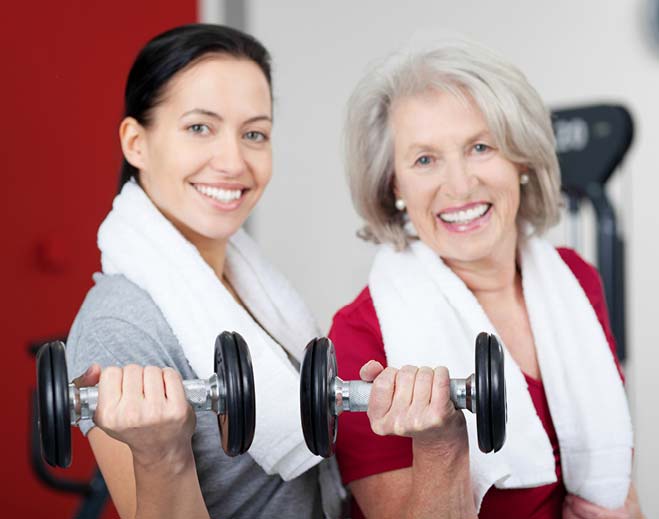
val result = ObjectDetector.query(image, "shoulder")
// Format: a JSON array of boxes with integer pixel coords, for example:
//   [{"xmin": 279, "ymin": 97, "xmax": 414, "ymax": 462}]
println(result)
[
  {"xmin": 330, "ymin": 286, "xmax": 382, "ymax": 342},
  {"xmin": 329, "ymin": 287, "xmax": 386, "ymax": 379},
  {"xmin": 67, "ymin": 274, "xmax": 189, "ymax": 376},
  {"xmin": 332, "ymin": 286, "xmax": 378, "ymax": 324},
  {"xmin": 556, "ymin": 247, "xmax": 604, "ymax": 304},
  {"xmin": 72, "ymin": 273, "xmax": 168, "ymax": 335},
  {"xmin": 556, "ymin": 247, "xmax": 598, "ymax": 281},
  {"xmin": 81, "ymin": 272, "xmax": 157, "ymax": 316}
]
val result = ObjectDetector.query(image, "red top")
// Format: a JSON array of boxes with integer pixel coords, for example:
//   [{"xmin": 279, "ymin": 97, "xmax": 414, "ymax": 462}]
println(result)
[{"xmin": 329, "ymin": 248, "xmax": 624, "ymax": 519}]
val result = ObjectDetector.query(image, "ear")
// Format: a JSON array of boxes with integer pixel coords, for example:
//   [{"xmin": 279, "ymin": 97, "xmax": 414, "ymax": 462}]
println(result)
[{"xmin": 119, "ymin": 117, "xmax": 147, "ymax": 171}]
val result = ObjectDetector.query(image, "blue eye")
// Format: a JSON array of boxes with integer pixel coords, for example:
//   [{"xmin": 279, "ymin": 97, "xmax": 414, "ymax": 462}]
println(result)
[
  {"xmin": 415, "ymin": 155, "xmax": 432, "ymax": 166},
  {"xmin": 188, "ymin": 124, "xmax": 210, "ymax": 135},
  {"xmin": 473, "ymin": 143, "xmax": 490, "ymax": 153},
  {"xmin": 244, "ymin": 131, "xmax": 268, "ymax": 142}
]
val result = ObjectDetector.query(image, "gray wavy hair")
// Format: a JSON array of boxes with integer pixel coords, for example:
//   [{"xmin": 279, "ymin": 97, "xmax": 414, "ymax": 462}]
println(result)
[{"xmin": 344, "ymin": 40, "xmax": 562, "ymax": 249}]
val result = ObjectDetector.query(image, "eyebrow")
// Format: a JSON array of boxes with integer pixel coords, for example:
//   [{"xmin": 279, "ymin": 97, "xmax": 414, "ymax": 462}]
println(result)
[
  {"xmin": 405, "ymin": 128, "xmax": 493, "ymax": 154},
  {"xmin": 181, "ymin": 108, "xmax": 272, "ymax": 124},
  {"xmin": 469, "ymin": 130, "xmax": 493, "ymax": 142}
]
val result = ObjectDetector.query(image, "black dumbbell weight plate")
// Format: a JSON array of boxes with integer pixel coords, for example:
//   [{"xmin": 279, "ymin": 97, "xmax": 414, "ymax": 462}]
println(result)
[
  {"xmin": 488, "ymin": 335, "xmax": 506, "ymax": 452},
  {"xmin": 216, "ymin": 332, "xmax": 245, "ymax": 457},
  {"xmin": 475, "ymin": 332, "xmax": 494, "ymax": 453},
  {"xmin": 299, "ymin": 337, "xmax": 338, "ymax": 457},
  {"xmin": 232, "ymin": 331, "xmax": 256, "ymax": 453},
  {"xmin": 300, "ymin": 338, "xmax": 318, "ymax": 455},
  {"xmin": 36, "ymin": 341, "xmax": 72, "ymax": 468},
  {"xmin": 312, "ymin": 338, "xmax": 337, "ymax": 458}
]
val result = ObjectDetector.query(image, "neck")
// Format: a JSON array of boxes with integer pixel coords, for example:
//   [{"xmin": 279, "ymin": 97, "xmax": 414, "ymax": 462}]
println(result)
[
  {"xmin": 144, "ymin": 189, "xmax": 233, "ymax": 288},
  {"xmin": 194, "ymin": 234, "xmax": 244, "ymax": 306},
  {"xmin": 160, "ymin": 212, "xmax": 229, "ymax": 280},
  {"xmin": 443, "ymin": 234, "xmax": 519, "ymax": 298},
  {"xmin": 194, "ymin": 236, "xmax": 228, "ymax": 280}
]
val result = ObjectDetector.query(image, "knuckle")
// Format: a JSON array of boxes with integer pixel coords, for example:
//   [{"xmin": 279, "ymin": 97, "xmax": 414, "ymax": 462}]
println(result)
[
  {"xmin": 163, "ymin": 367, "xmax": 181, "ymax": 382},
  {"xmin": 382, "ymin": 366, "xmax": 398, "ymax": 377},
  {"xmin": 101, "ymin": 366, "xmax": 121, "ymax": 380},
  {"xmin": 122, "ymin": 407, "xmax": 142, "ymax": 428},
  {"xmin": 397, "ymin": 367, "xmax": 417, "ymax": 384},
  {"xmin": 372, "ymin": 375, "xmax": 391, "ymax": 392},
  {"xmin": 167, "ymin": 402, "xmax": 189, "ymax": 421},
  {"xmin": 434, "ymin": 366, "xmax": 450, "ymax": 380},
  {"xmin": 94, "ymin": 407, "xmax": 109, "ymax": 427},
  {"xmin": 428, "ymin": 414, "xmax": 444, "ymax": 429},
  {"xmin": 141, "ymin": 410, "xmax": 159, "ymax": 427},
  {"xmin": 143, "ymin": 365, "xmax": 161, "ymax": 377},
  {"xmin": 417, "ymin": 366, "xmax": 434, "ymax": 378},
  {"xmin": 123, "ymin": 364, "xmax": 143, "ymax": 377},
  {"xmin": 393, "ymin": 418, "xmax": 407, "ymax": 436}
]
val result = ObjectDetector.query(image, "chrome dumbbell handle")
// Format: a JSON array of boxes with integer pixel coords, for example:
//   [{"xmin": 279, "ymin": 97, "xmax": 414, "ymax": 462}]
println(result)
[
  {"xmin": 332, "ymin": 374, "xmax": 476, "ymax": 415},
  {"xmin": 68, "ymin": 373, "xmax": 224, "ymax": 425}
]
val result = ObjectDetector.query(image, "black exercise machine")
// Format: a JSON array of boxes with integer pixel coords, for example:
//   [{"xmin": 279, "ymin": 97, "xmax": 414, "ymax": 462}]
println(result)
[{"xmin": 552, "ymin": 104, "xmax": 633, "ymax": 363}]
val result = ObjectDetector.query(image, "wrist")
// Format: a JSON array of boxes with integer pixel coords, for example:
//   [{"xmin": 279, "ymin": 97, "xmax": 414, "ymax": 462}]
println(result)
[
  {"xmin": 412, "ymin": 413, "xmax": 469, "ymax": 456},
  {"xmin": 412, "ymin": 436, "xmax": 470, "ymax": 478},
  {"xmin": 132, "ymin": 443, "xmax": 196, "ymax": 476},
  {"xmin": 409, "ymin": 435, "xmax": 477, "ymax": 519}
]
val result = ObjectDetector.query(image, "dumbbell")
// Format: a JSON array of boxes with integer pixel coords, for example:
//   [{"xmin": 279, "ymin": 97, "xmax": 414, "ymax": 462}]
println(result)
[
  {"xmin": 36, "ymin": 331, "xmax": 256, "ymax": 468},
  {"xmin": 300, "ymin": 331, "xmax": 507, "ymax": 458}
]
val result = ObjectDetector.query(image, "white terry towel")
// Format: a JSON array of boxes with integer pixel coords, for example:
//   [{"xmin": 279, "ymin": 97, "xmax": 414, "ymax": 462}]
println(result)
[
  {"xmin": 368, "ymin": 237, "xmax": 633, "ymax": 511},
  {"xmin": 97, "ymin": 181, "xmax": 321, "ymax": 481}
]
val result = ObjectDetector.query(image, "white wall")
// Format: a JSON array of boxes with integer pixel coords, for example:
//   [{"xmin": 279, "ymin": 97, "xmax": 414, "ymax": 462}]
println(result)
[{"xmin": 247, "ymin": 1, "xmax": 659, "ymax": 514}]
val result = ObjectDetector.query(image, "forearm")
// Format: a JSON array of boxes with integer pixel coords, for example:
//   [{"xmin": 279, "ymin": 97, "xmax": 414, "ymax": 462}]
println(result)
[
  {"xmin": 133, "ymin": 447, "xmax": 209, "ymax": 519},
  {"xmin": 404, "ymin": 439, "xmax": 477, "ymax": 519}
]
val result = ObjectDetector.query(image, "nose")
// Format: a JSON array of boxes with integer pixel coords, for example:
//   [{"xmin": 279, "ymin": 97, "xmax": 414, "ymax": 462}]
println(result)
[
  {"xmin": 209, "ymin": 133, "xmax": 246, "ymax": 177},
  {"xmin": 443, "ymin": 156, "xmax": 476, "ymax": 200}
]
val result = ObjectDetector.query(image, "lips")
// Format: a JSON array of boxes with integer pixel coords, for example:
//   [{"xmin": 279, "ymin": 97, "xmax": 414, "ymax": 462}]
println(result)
[
  {"xmin": 438, "ymin": 202, "xmax": 491, "ymax": 224},
  {"xmin": 194, "ymin": 184, "xmax": 242, "ymax": 203}
]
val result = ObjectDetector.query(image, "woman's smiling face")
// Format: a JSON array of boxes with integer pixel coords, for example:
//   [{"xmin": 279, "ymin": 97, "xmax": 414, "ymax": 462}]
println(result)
[
  {"xmin": 123, "ymin": 54, "xmax": 273, "ymax": 247},
  {"xmin": 391, "ymin": 88, "xmax": 523, "ymax": 265}
]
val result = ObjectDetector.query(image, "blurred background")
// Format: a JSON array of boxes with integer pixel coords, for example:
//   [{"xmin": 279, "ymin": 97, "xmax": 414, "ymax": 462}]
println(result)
[{"xmin": 2, "ymin": 0, "xmax": 657, "ymax": 517}]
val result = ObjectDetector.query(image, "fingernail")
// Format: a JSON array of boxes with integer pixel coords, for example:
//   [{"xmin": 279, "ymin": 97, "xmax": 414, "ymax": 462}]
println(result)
[{"xmin": 84, "ymin": 365, "xmax": 94, "ymax": 376}]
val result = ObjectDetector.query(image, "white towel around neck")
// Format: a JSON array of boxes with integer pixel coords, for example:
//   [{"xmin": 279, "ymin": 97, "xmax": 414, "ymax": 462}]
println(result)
[
  {"xmin": 368, "ymin": 237, "xmax": 633, "ymax": 511},
  {"xmin": 97, "ymin": 181, "xmax": 323, "ymax": 481}
]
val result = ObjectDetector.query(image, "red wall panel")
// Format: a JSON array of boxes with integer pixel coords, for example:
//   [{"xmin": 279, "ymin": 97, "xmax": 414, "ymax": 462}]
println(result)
[{"xmin": 1, "ymin": 1, "xmax": 197, "ymax": 516}]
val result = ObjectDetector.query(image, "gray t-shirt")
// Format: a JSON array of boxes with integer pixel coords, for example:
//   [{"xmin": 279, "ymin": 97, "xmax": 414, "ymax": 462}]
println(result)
[{"xmin": 66, "ymin": 273, "xmax": 323, "ymax": 518}]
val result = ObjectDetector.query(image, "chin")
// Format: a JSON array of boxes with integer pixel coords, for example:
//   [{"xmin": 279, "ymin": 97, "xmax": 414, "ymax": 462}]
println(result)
[
  {"xmin": 436, "ymin": 236, "xmax": 498, "ymax": 264},
  {"xmin": 183, "ymin": 218, "xmax": 241, "ymax": 243},
  {"xmin": 204, "ymin": 226, "xmax": 242, "ymax": 241}
]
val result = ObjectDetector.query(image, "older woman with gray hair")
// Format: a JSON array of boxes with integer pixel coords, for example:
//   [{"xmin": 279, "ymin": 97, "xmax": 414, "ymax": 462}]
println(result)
[{"xmin": 328, "ymin": 41, "xmax": 642, "ymax": 518}]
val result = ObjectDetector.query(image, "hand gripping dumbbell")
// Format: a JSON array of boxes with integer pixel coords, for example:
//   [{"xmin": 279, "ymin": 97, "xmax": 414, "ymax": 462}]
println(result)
[
  {"xmin": 300, "ymin": 331, "xmax": 507, "ymax": 458},
  {"xmin": 36, "ymin": 331, "xmax": 256, "ymax": 468}
]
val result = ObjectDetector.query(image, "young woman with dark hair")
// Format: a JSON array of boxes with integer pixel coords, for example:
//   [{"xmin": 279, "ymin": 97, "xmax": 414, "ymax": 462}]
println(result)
[{"xmin": 66, "ymin": 24, "xmax": 342, "ymax": 519}]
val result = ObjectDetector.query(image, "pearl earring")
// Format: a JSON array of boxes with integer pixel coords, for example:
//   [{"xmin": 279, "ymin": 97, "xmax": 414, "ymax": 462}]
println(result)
[
  {"xmin": 395, "ymin": 198, "xmax": 406, "ymax": 211},
  {"xmin": 520, "ymin": 173, "xmax": 530, "ymax": 185}
]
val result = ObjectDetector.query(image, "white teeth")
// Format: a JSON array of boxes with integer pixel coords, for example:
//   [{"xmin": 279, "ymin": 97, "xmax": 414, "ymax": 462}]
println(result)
[
  {"xmin": 195, "ymin": 185, "xmax": 243, "ymax": 203},
  {"xmin": 439, "ymin": 203, "xmax": 490, "ymax": 224}
]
